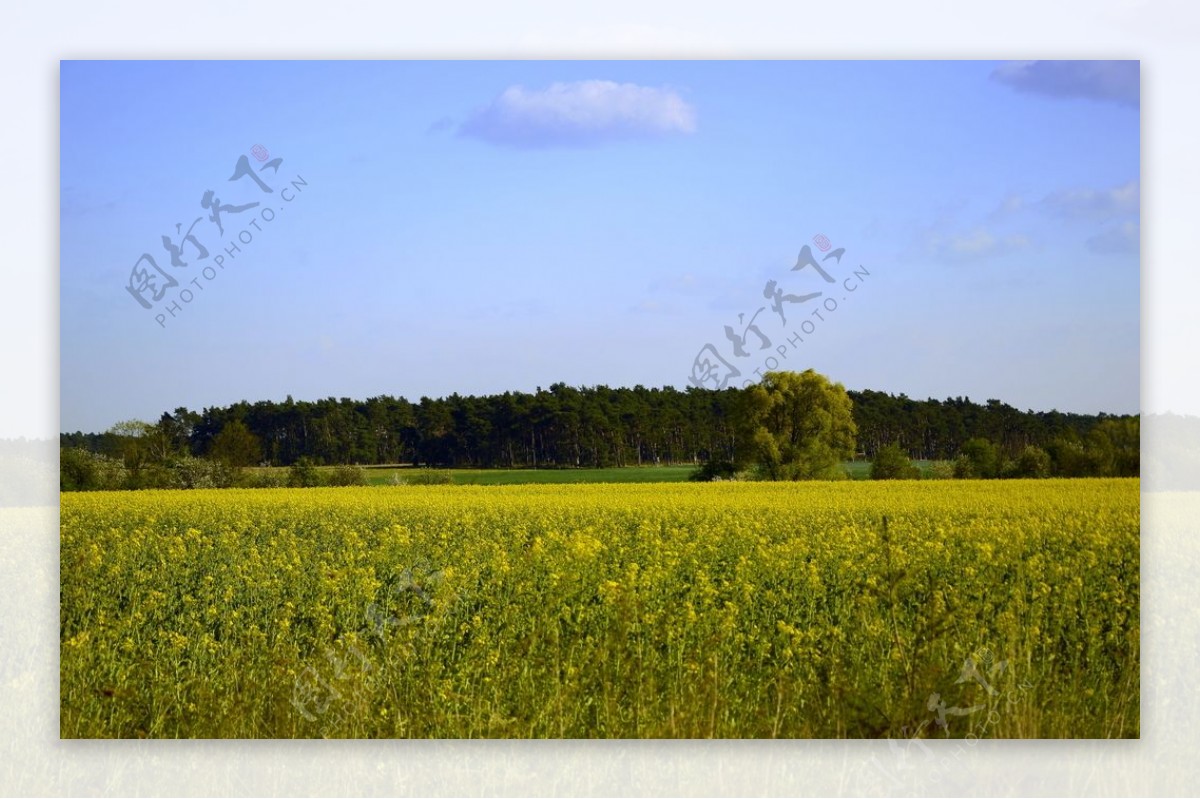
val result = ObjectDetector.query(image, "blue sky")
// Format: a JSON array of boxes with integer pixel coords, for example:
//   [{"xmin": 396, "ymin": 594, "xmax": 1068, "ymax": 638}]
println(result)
[{"xmin": 60, "ymin": 60, "xmax": 1139, "ymax": 434}]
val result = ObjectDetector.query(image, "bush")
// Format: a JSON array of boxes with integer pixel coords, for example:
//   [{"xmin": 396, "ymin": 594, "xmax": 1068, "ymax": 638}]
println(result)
[
  {"xmin": 327, "ymin": 465, "xmax": 368, "ymax": 487},
  {"xmin": 236, "ymin": 469, "xmax": 287, "ymax": 489},
  {"xmin": 926, "ymin": 460, "xmax": 956, "ymax": 480},
  {"xmin": 689, "ymin": 459, "xmax": 739, "ymax": 482},
  {"xmin": 870, "ymin": 443, "xmax": 920, "ymax": 480},
  {"xmin": 61, "ymin": 447, "xmax": 98, "ymax": 491},
  {"xmin": 128, "ymin": 464, "xmax": 179, "ymax": 489},
  {"xmin": 956, "ymin": 438, "xmax": 1001, "ymax": 478},
  {"xmin": 170, "ymin": 456, "xmax": 236, "ymax": 489},
  {"xmin": 288, "ymin": 457, "xmax": 324, "ymax": 488},
  {"xmin": 1012, "ymin": 445, "xmax": 1051, "ymax": 478},
  {"xmin": 60, "ymin": 448, "xmax": 128, "ymax": 491}
]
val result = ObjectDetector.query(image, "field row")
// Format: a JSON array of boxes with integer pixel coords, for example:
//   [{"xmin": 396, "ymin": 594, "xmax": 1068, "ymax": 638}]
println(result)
[{"xmin": 60, "ymin": 480, "xmax": 1140, "ymax": 738}]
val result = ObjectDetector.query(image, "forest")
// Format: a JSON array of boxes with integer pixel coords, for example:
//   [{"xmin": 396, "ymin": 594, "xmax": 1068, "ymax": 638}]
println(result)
[{"xmin": 60, "ymin": 380, "xmax": 1138, "ymax": 477}]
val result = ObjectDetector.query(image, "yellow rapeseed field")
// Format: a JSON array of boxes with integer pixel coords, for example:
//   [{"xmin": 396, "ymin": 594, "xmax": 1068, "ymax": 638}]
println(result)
[{"xmin": 60, "ymin": 479, "xmax": 1139, "ymax": 738}]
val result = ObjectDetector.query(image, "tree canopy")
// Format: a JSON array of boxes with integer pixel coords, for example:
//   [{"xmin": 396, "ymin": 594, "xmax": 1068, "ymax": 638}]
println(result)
[{"xmin": 737, "ymin": 370, "xmax": 857, "ymax": 480}]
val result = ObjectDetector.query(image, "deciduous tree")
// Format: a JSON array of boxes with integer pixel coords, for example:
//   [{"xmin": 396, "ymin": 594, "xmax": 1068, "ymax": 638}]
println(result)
[{"xmin": 736, "ymin": 370, "xmax": 857, "ymax": 480}]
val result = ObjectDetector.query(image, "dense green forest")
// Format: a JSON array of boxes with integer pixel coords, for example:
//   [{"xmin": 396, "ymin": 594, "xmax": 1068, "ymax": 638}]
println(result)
[{"xmin": 61, "ymin": 381, "xmax": 1137, "ymax": 475}]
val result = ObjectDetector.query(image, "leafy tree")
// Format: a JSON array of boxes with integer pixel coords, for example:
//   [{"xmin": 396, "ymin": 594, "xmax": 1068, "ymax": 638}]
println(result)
[
  {"xmin": 60, "ymin": 447, "xmax": 98, "ymax": 491},
  {"xmin": 159, "ymin": 407, "xmax": 201, "ymax": 456},
  {"xmin": 60, "ymin": 448, "xmax": 128, "ymax": 491},
  {"xmin": 1012, "ymin": 445, "xmax": 1051, "ymax": 478},
  {"xmin": 870, "ymin": 442, "xmax": 920, "ymax": 480},
  {"xmin": 1084, "ymin": 428, "xmax": 1116, "ymax": 476},
  {"xmin": 956, "ymin": 437, "xmax": 1001, "ymax": 478},
  {"xmin": 1095, "ymin": 417, "xmax": 1140, "ymax": 476},
  {"xmin": 210, "ymin": 420, "xmax": 262, "ymax": 468},
  {"xmin": 1046, "ymin": 432, "xmax": 1088, "ymax": 476},
  {"xmin": 108, "ymin": 419, "xmax": 155, "ymax": 470},
  {"xmin": 737, "ymin": 370, "xmax": 856, "ymax": 480}
]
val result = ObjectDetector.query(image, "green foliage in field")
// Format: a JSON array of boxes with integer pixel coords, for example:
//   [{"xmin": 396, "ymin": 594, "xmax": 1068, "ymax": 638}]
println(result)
[
  {"xmin": 60, "ymin": 448, "xmax": 128, "ymax": 491},
  {"xmin": 209, "ymin": 420, "xmax": 263, "ymax": 469},
  {"xmin": 287, "ymin": 457, "xmax": 323, "ymax": 488},
  {"xmin": 738, "ymin": 370, "xmax": 857, "ymax": 480},
  {"xmin": 1011, "ymin": 445, "xmax": 1052, "ymax": 479},
  {"xmin": 870, "ymin": 444, "xmax": 920, "ymax": 480},
  {"xmin": 61, "ymin": 480, "xmax": 1139, "ymax": 738},
  {"xmin": 325, "ymin": 465, "xmax": 369, "ymax": 487},
  {"xmin": 956, "ymin": 438, "xmax": 1002, "ymax": 479}
]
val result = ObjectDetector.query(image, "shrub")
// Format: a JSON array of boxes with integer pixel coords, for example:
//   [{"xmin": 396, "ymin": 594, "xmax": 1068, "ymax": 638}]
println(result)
[
  {"xmin": 61, "ymin": 447, "xmax": 98, "ymax": 491},
  {"xmin": 170, "ymin": 456, "xmax": 236, "ymax": 489},
  {"xmin": 236, "ymin": 469, "xmax": 287, "ymax": 489},
  {"xmin": 1012, "ymin": 445, "xmax": 1052, "ymax": 478},
  {"xmin": 956, "ymin": 438, "xmax": 1001, "ymax": 479},
  {"xmin": 327, "ymin": 465, "xmax": 369, "ymax": 487},
  {"xmin": 870, "ymin": 443, "xmax": 920, "ymax": 480},
  {"xmin": 926, "ymin": 460, "xmax": 956, "ymax": 480},
  {"xmin": 129, "ymin": 464, "xmax": 179, "ymax": 489},
  {"xmin": 60, "ymin": 448, "xmax": 128, "ymax": 491},
  {"xmin": 288, "ymin": 457, "xmax": 324, "ymax": 488}
]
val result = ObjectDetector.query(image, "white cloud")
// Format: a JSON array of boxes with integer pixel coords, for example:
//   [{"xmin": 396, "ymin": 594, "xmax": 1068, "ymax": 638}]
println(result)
[
  {"xmin": 925, "ymin": 228, "xmax": 1031, "ymax": 263},
  {"xmin": 988, "ymin": 194, "xmax": 1025, "ymax": 220},
  {"xmin": 991, "ymin": 60, "xmax": 1139, "ymax": 108},
  {"xmin": 1042, "ymin": 180, "xmax": 1139, "ymax": 221},
  {"xmin": 458, "ymin": 80, "xmax": 697, "ymax": 148},
  {"xmin": 1086, "ymin": 221, "xmax": 1140, "ymax": 255}
]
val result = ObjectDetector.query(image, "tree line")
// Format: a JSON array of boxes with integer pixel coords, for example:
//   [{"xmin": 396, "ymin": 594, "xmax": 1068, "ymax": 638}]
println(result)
[{"xmin": 60, "ymin": 375, "xmax": 1137, "ymax": 490}]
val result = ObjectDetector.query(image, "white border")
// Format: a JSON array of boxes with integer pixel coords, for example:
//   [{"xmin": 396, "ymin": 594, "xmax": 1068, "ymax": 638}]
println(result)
[{"xmin": 4, "ymin": 0, "xmax": 1197, "ymax": 794}]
